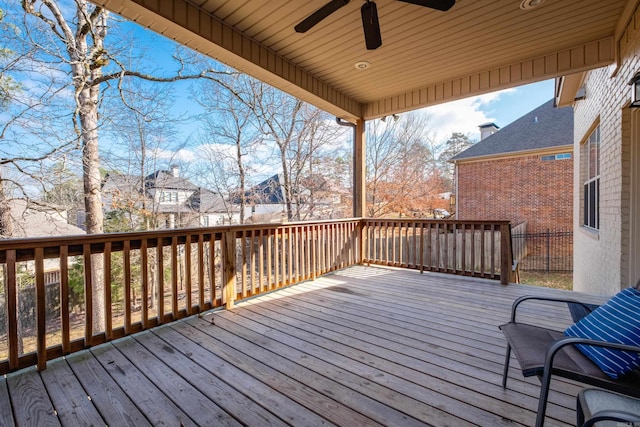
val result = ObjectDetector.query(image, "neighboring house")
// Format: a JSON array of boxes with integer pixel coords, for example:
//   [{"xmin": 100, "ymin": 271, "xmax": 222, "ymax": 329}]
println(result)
[
  {"xmin": 556, "ymin": 3, "xmax": 640, "ymax": 296},
  {"xmin": 237, "ymin": 174, "xmax": 348, "ymax": 223},
  {"xmin": 5, "ymin": 199, "xmax": 85, "ymax": 238},
  {"xmin": 451, "ymin": 100, "xmax": 574, "ymax": 235},
  {"xmin": 237, "ymin": 174, "xmax": 287, "ymax": 224},
  {"xmin": 3, "ymin": 199, "xmax": 85, "ymax": 283},
  {"xmin": 187, "ymin": 187, "xmax": 240, "ymax": 227},
  {"xmin": 102, "ymin": 166, "xmax": 239, "ymax": 229}
]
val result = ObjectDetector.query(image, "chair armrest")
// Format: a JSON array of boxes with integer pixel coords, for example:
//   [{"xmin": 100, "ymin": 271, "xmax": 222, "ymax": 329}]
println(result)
[
  {"xmin": 544, "ymin": 337, "xmax": 640, "ymax": 376},
  {"xmin": 535, "ymin": 337, "xmax": 640, "ymax": 427},
  {"xmin": 509, "ymin": 295, "xmax": 595, "ymax": 322},
  {"xmin": 582, "ymin": 410, "xmax": 640, "ymax": 427}
]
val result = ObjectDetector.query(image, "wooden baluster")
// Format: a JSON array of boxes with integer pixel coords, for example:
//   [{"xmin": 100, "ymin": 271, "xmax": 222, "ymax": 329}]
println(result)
[
  {"xmin": 461, "ymin": 224, "xmax": 467, "ymax": 275},
  {"xmin": 103, "ymin": 242, "xmax": 112, "ymax": 341},
  {"xmin": 249, "ymin": 230, "xmax": 255, "ymax": 296},
  {"xmin": 209, "ymin": 234, "xmax": 217, "ymax": 306},
  {"xmin": 59, "ymin": 246, "xmax": 70, "ymax": 354},
  {"xmin": 35, "ymin": 248, "xmax": 46, "ymax": 371},
  {"xmin": 123, "ymin": 240, "xmax": 132, "ymax": 334},
  {"xmin": 140, "ymin": 239, "xmax": 149, "ymax": 328},
  {"xmin": 83, "ymin": 244, "xmax": 93, "ymax": 346},
  {"xmin": 171, "ymin": 236, "xmax": 179, "ymax": 318},
  {"xmin": 480, "ymin": 225, "xmax": 487, "ymax": 277},
  {"xmin": 223, "ymin": 231, "xmax": 236, "ymax": 309},
  {"xmin": 311, "ymin": 225, "xmax": 317, "ymax": 280},
  {"xmin": 419, "ymin": 222, "xmax": 425, "ymax": 272},
  {"xmin": 156, "ymin": 239, "xmax": 164, "ymax": 324},
  {"xmin": 258, "ymin": 230, "xmax": 264, "ymax": 294},
  {"xmin": 490, "ymin": 224, "xmax": 496, "ymax": 278},
  {"xmin": 241, "ymin": 230, "xmax": 247, "ymax": 298},
  {"xmin": 185, "ymin": 234, "xmax": 192, "ymax": 315},
  {"xmin": 287, "ymin": 227, "xmax": 293, "ymax": 285},
  {"xmin": 198, "ymin": 234, "xmax": 205, "ymax": 310},
  {"xmin": 6, "ymin": 250, "xmax": 18, "ymax": 370},
  {"xmin": 294, "ymin": 227, "xmax": 299, "ymax": 283},
  {"xmin": 265, "ymin": 230, "xmax": 272, "ymax": 290}
]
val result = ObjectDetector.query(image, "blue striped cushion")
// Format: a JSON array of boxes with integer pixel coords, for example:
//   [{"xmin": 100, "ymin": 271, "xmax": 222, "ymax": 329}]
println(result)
[{"xmin": 564, "ymin": 287, "xmax": 640, "ymax": 379}]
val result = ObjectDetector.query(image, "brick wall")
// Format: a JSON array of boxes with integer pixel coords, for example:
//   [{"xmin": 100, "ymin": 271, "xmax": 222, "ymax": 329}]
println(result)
[
  {"xmin": 456, "ymin": 153, "xmax": 573, "ymax": 234},
  {"xmin": 572, "ymin": 3, "xmax": 640, "ymax": 295}
]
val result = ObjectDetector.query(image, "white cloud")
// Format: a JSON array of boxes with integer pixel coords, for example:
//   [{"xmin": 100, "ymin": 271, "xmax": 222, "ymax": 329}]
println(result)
[
  {"xmin": 151, "ymin": 147, "xmax": 196, "ymax": 162},
  {"xmin": 417, "ymin": 88, "xmax": 515, "ymax": 144}
]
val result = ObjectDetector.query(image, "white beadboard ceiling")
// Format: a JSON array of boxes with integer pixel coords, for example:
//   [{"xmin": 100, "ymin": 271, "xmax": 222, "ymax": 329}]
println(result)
[{"xmin": 95, "ymin": 0, "xmax": 637, "ymax": 120}]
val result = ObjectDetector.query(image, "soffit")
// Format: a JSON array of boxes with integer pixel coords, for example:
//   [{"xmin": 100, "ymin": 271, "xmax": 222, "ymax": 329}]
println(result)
[{"xmin": 95, "ymin": 0, "xmax": 634, "ymax": 121}]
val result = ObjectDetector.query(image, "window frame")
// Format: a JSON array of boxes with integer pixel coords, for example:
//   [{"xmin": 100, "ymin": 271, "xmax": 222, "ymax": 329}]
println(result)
[{"xmin": 582, "ymin": 125, "xmax": 600, "ymax": 231}]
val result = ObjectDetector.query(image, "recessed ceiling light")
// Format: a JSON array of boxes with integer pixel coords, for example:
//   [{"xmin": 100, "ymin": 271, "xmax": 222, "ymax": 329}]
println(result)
[
  {"xmin": 520, "ymin": 0, "xmax": 544, "ymax": 10},
  {"xmin": 354, "ymin": 61, "xmax": 371, "ymax": 70}
]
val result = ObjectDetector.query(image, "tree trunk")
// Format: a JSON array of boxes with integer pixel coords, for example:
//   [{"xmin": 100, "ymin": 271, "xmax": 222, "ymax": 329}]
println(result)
[{"xmin": 72, "ymin": 4, "xmax": 106, "ymax": 332}]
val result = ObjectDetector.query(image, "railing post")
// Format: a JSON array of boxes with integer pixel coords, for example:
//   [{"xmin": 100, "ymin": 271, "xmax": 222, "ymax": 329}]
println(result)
[
  {"xmin": 223, "ymin": 230, "xmax": 236, "ymax": 310},
  {"xmin": 500, "ymin": 223, "xmax": 513, "ymax": 285}
]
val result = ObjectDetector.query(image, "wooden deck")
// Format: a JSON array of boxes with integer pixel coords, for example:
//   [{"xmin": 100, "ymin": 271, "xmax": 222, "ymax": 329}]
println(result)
[{"xmin": 0, "ymin": 266, "xmax": 606, "ymax": 427}]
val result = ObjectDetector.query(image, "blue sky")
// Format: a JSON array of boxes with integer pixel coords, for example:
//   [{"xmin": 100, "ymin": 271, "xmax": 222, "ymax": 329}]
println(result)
[{"xmin": 417, "ymin": 79, "xmax": 556, "ymax": 144}]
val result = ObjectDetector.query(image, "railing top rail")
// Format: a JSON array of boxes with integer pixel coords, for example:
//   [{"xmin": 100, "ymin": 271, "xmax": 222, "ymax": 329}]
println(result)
[
  {"xmin": 361, "ymin": 218, "xmax": 512, "ymax": 226},
  {"xmin": 0, "ymin": 218, "xmax": 364, "ymax": 250}
]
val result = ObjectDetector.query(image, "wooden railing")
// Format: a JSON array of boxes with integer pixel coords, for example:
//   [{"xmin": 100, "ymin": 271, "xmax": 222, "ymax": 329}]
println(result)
[
  {"xmin": 362, "ymin": 219, "xmax": 513, "ymax": 282},
  {"xmin": 0, "ymin": 218, "xmax": 510, "ymax": 374}
]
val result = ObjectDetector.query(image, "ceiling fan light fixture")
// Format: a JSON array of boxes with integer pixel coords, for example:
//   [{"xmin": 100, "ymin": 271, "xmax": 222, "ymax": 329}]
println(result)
[
  {"xmin": 520, "ymin": 0, "xmax": 544, "ymax": 10},
  {"xmin": 354, "ymin": 61, "xmax": 371, "ymax": 70}
]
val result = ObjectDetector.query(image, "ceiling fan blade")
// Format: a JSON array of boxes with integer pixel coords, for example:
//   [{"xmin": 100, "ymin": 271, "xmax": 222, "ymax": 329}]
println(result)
[
  {"xmin": 397, "ymin": 0, "xmax": 455, "ymax": 11},
  {"xmin": 295, "ymin": 0, "xmax": 350, "ymax": 33},
  {"xmin": 361, "ymin": 1, "xmax": 382, "ymax": 50}
]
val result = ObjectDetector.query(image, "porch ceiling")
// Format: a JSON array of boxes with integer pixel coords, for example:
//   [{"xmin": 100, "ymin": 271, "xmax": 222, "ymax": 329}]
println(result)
[{"xmin": 94, "ymin": 0, "xmax": 635, "ymax": 121}]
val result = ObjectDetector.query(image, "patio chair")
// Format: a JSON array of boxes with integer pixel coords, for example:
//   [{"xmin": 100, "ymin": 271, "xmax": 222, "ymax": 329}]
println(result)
[
  {"xmin": 499, "ymin": 287, "xmax": 640, "ymax": 427},
  {"xmin": 577, "ymin": 389, "xmax": 640, "ymax": 427}
]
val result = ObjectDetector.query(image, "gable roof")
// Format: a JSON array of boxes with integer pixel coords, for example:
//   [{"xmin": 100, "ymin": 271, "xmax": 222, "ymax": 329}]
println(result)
[
  {"xmin": 5, "ymin": 199, "xmax": 85, "ymax": 238},
  {"xmin": 242, "ymin": 175, "xmax": 286, "ymax": 205},
  {"xmin": 451, "ymin": 99, "xmax": 573, "ymax": 161},
  {"xmin": 102, "ymin": 173, "xmax": 143, "ymax": 195},
  {"xmin": 187, "ymin": 188, "xmax": 237, "ymax": 213},
  {"xmin": 144, "ymin": 170, "xmax": 199, "ymax": 191}
]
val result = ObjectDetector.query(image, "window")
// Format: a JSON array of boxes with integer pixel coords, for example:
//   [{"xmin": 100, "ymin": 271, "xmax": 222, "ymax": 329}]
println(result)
[
  {"xmin": 541, "ymin": 153, "xmax": 572, "ymax": 161},
  {"xmin": 583, "ymin": 125, "xmax": 600, "ymax": 230},
  {"xmin": 160, "ymin": 191, "xmax": 179, "ymax": 203}
]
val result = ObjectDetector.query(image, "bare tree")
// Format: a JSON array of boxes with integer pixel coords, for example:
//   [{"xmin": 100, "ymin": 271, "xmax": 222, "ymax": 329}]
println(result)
[
  {"xmin": 249, "ymin": 82, "xmax": 349, "ymax": 221},
  {"xmin": 195, "ymin": 74, "xmax": 262, "ymax": 224},
  {"xmin": 0, "ymin": 0, "xmax": 235, "ymax": 331},
  {"xmin": 366, "ymin": 112, "xmax": 442, "ymax": 217},
  {"xmin": 287, "ymin": 104, "xmax": 347, "ymax": 220}
]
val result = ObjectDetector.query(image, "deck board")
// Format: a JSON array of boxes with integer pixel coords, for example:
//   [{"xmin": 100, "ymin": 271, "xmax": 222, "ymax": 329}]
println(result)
[
  {"xmin": 6, "ymin": 367, "xmax": 60, "ymax": 427},
  {"xmin": 0, "ymin": 376, "xmax": 15, "ymax": 427},
  {"xmin": 0, "ymin": 266, "xmax": 609, "ymax": 426},
  {"xmin": 64, "ymin": 350, "xmax": 151, "ymax": 426},
  {"xmin": 132, "ymin": 329, "xmax": 289, "ymax": 427},
  {"xmin": 39, "ymin": 358, "xmax": 104, "ymax": 427}
]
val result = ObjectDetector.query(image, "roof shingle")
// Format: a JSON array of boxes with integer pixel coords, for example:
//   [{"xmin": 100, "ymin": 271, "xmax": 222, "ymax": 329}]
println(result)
[{"xmin": 451, "ymin": 99, "xmax": 573, "ymax": 161}]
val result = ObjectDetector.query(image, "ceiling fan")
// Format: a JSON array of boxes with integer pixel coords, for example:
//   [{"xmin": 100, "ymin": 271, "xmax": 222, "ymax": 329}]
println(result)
[{"xmin": 294, "ymin": 0, "xmax": 456, "ymax": 50}]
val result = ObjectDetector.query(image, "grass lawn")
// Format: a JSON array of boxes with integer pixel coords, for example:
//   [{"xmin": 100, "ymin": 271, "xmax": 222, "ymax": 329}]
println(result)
[{"xmin": 519, "ymin": 271, "xmax": 573, "ymax": 291}]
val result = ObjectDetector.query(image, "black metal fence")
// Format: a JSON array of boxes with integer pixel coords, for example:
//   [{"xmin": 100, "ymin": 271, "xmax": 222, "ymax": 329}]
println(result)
[{"xmin": 512, "ymin": 230, "xmax": 573, "ymax": 272}]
